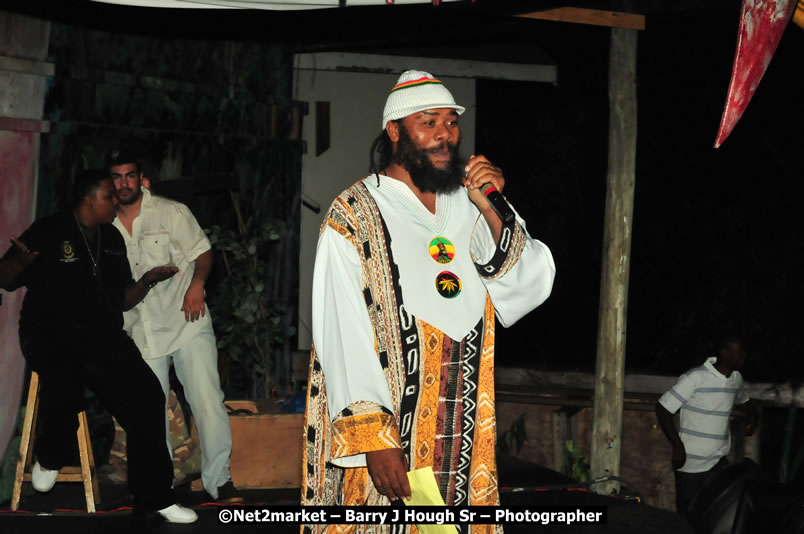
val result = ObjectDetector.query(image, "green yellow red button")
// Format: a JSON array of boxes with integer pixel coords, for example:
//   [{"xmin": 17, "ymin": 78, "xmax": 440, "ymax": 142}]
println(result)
[
  {"xmin": 435, "ymin": 271, "xmax": 462, "ymax": 299},
  {"xmin": 429, "ymin": 237, "xmax": 455, "ymax": 264}
]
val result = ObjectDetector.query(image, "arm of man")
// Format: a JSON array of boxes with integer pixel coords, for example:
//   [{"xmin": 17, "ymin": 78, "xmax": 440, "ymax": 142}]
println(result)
[
  {"xmin": 464, "ymin": 155, "xmax": 505, "ymax": 243},
  {"xmin": 466, "ymin": 155, "xmax": 556, "ymax": 328},
  {"xmin": 312, "ymin": 223, "xmax": 410, "ymax": 501},
  {"xmin": 365, "ymin": 448, "xmax": 410, "ymax": 502},
  {"xmin": 656, "ymin": 369, "xmax": 701, "ymax": 470},
  {"xmin": 733, "ymin": 399, "xmax": 758, "ymax": 435},
  {"xmin": 123, "ymin": 266, "xmax": 179, "ymax": 311},
  {"xmin": 182, "ymin": 249, "xmax": 212, "ymax": 322},
  {"xmin": 0, "ymin": 238, "xmax": 38, "ymax": 290},
  {"xmin": 164, "ymin": 202, "xmax": 213, "ymax": 322},
  {"xmin": 655, "ymin": 402, "xmax": 686, "ymax": 469}
]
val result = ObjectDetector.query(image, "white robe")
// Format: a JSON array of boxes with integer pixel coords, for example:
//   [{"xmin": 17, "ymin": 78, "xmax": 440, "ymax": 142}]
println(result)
[{"xmin": 311, "ymin": 176, "xmax": 555, "ymax": 469}]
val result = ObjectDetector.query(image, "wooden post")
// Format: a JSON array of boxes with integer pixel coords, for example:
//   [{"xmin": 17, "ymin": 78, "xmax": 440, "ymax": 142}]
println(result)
[
  {"xmin": 590, "ymin": 26, "xmax": 638, "ymax": 496},
  {"xmin": 552, "ymin": 410, "xmax": 568, "ymax": 473}
]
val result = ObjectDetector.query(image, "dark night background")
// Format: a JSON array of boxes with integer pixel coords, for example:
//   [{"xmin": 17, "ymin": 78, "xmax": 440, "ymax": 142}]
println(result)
[
  {"xmin": 3, "ymin": 0, "xmax": 804, "ymax": 385},
  {"xmin": 481, "ymin": 6, "xmax": 804, "ymax": 384}
]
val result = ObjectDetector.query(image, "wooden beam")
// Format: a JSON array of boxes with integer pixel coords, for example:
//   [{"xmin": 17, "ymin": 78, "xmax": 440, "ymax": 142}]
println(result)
[
  {"xmin": 590, "ymin": 26, "xmax": 638, "ymax": 497},
  {"xmin": 295, "ymin": 52, "xmax": 557, "ymax": 83},
  {"xmin": 517, "ymin": 8, "xmax": 645, "ymax": 30}
]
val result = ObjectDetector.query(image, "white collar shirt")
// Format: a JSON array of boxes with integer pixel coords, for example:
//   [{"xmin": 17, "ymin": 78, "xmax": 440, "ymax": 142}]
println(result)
[
  {"xmin": 113, "ymin": 188, "xmax": 213, "ymax": 359},
  {"xmin": 659, "ymin": 356, "xmax": 750, "ymax": 473}
]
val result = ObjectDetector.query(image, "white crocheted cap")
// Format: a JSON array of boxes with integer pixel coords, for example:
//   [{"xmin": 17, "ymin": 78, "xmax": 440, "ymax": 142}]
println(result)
[{"xmin": 382, "ymin": 70, "xmax": 465, "ymax": 129}]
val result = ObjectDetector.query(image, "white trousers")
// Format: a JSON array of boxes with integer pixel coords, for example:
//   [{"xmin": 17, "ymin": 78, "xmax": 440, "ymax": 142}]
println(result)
[{"xmin": 144, "ymin": 322, "xmax": 232, "ymax": 498}]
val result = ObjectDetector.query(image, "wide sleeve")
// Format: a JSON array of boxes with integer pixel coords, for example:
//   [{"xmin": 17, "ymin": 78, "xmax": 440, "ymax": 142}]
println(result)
[
  {"xmin": 311, "ymin": 224, "xmax": 400, "ymax": 468},
  {"xmin": 470, "ymin": 208, "xmax": 556, "ymax": 327}
]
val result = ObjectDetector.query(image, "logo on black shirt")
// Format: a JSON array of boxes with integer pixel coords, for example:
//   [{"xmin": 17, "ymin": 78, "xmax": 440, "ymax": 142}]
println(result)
[{"xmin": 61, "ymin": 240, "xmax": 78, "ymax": 263}]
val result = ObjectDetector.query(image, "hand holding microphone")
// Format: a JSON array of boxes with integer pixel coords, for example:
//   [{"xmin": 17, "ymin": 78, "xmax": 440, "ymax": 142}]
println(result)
[
  {"xmin": 463, "ymin": 155, "xmax": 515, "ymax": 225},
  {"xmin": 479, "ymin": 182, "xmax": 515, "ymax": 225}
]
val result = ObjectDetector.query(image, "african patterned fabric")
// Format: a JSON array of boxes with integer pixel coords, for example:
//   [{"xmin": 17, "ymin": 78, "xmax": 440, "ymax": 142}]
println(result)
[{"xmin": 302, "ymin": 176, "xmax": 555, "ymax": 534}]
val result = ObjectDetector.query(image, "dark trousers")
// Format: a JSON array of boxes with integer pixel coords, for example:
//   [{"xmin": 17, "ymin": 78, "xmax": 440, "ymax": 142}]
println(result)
[
  {"xmin": 674, "ymin": 456, "xmax": 729, "ymax": 518},
  {"xmin": 24, "ymin": 331, "xmax": 176, "ymax": 512}
]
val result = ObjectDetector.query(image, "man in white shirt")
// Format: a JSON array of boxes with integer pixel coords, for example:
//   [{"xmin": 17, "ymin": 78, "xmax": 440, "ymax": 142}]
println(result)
[
  {"xmin": 107, "ymin": 148, "xmax": 239, "ymax": 503},
  {"xmin": 656, "ymin": 335, "xmax": 756, "ymax": 518},
  {"xmin": 301, "ymin": 70, "xmax": 555, "ymax": 534}
]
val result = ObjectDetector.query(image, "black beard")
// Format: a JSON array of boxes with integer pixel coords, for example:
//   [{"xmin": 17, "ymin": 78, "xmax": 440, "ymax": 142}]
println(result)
[
  {"xmin": 393, "ymin": 126, "xmax": 463, "ymax": 194},
  {"xmin": 116, "ymin": 187, "xmax": 141, "ymax": 206}
]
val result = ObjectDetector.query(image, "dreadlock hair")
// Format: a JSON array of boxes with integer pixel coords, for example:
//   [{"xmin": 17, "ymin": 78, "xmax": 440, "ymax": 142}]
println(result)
[{"xmin": 368, "ymin": 122, "xmax": 398, "ymax": 184}]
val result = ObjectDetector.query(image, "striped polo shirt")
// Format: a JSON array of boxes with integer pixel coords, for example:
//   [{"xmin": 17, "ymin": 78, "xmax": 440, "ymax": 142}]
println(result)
[{"xmin": 659, "ymin": 357, "xmax": 750, "ymax": 473}]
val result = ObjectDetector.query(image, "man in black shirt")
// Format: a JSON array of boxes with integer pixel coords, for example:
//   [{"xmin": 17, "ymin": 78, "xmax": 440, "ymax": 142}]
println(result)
[{"xmin": 0, "ymin": 169, "xmax": 197, "ymax": 523}]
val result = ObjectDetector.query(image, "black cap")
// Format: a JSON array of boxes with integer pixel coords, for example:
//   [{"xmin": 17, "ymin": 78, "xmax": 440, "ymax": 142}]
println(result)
[{"xmin": 106, "ymin": 147, "xmax": 141, "ymax": 170}]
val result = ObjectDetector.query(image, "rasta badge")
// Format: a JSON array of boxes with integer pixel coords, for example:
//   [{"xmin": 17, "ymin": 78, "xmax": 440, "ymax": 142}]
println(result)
[
  {"xmin": 429, "ymin": 236, "xmax": 455, "ymax": 264},
  {"xmin": 435, "ymin": 271, "xmax": 462, "ymax": 299}
]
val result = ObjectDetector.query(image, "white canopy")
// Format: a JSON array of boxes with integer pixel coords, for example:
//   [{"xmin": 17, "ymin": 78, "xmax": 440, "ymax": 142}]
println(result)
[{"xmin": 90, "ymin": 0, "xmax": 462, "ymax": 10}]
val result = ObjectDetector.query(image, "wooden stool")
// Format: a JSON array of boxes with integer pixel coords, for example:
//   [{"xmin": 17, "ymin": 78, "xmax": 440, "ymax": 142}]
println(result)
[{"xmin": 11, "ymin": 371, "xmax": 101, "ymax": 513}]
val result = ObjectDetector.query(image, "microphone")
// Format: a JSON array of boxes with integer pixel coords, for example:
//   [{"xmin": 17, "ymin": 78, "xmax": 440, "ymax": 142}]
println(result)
[{"xmin": 480, "ymin": 183, "xmax": 516, "ymax": 225}]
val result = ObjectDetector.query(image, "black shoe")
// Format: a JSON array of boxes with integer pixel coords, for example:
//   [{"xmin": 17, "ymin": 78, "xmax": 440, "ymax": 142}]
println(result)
[
  {"xmin": 132, "ymin": 507, "xmax": 163, "ymax": 525},
  {"xmin": 215, "ymin": 481, "xmax": 244, "ymax": 504}
]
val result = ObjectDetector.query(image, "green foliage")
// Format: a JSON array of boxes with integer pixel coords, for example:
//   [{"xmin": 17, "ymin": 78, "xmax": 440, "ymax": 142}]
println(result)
[
  {"xmin": 498, "ymin": 413, "xmax": 527, "ymax": 456},
  {"xmin": 206, "ymin": 196, "xmax": 288, "ymax": 399},
  {"xmin": 0, "ymin": 408, "xmax": 25, "ymax": 505},
  {"xmin": 563, "ymin": 440, "xmax": 590, "ymax": 483},
  {"xmin": 38, "ymin": 21, "xmax": 301, "ymax": 398}
]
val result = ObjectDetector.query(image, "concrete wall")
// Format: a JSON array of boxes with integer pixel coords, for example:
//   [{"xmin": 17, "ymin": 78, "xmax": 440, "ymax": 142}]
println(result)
[
  {"xmin": 0, "ymin": 9, "xmax": 52, "ymax": 461},
  {"xmin": 497, "ymin": 390, "xmax": 757, "ymax": 511}
]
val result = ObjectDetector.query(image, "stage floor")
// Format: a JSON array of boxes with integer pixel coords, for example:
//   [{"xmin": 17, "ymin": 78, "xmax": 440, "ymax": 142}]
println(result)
[{"xmin": 1, "ymin": 458, "xmax": 693, "ymax": 534}]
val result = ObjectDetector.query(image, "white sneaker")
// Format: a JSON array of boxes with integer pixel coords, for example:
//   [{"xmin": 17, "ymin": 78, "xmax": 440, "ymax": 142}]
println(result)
[
  {"xmin": 157, "ymin": 504, "xmax": 198, "ymax": 524},
  {"xmin": 31, "ymin": 461, "xmax": 59, "ymax": 492}
]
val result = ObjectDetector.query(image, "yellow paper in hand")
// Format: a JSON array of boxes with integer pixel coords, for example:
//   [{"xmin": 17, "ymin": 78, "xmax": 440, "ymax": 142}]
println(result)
[{"xmin": 402, "ymin": 467, "xmax": 458, "ymax": 534}]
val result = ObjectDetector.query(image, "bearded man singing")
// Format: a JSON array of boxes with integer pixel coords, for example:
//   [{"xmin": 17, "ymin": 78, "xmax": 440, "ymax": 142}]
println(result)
[{"xmin": 302, "ymin": 70, "xmax": 556, "ymax": 534}]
